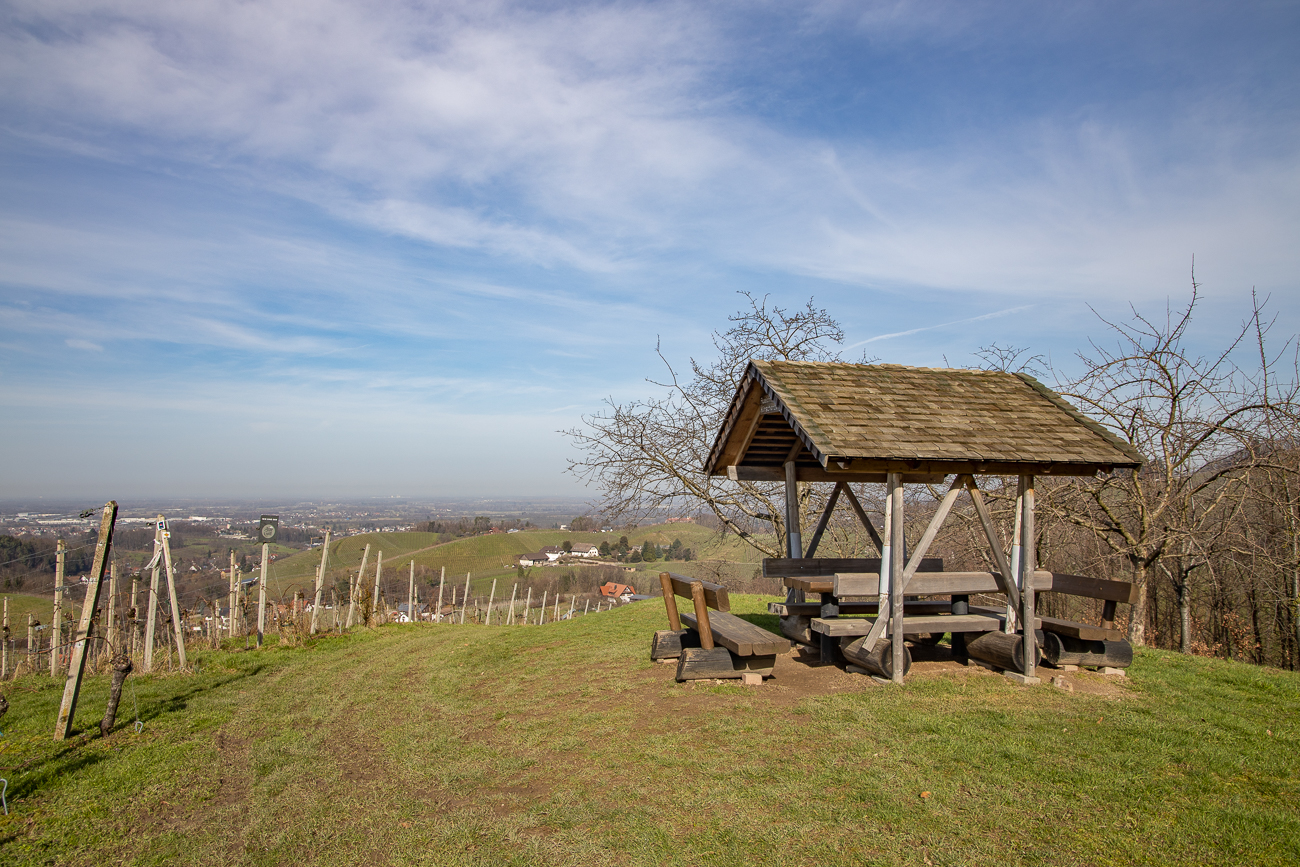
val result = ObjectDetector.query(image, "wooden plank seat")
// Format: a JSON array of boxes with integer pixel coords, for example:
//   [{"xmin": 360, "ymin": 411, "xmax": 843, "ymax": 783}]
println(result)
[
  {"xmin": 680, "ymin": 610, "xmax": 790, "ymax": 657},
  {"xmin": 768, "ymin": 600, "xmax": 952, "ymax": 617},
  {"xmin": 810, "ymin": 612, "xmax": 1028, "ymax": 638},
  {"xmin": 652, "ymin": 571, "xmax": 790, "ymax": 682}
]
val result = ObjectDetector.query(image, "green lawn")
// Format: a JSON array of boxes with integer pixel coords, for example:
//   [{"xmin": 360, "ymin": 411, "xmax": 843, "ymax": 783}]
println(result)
[{"xmin": 1, "ymin": 595, "xmax": 1296, "ymax": 866}]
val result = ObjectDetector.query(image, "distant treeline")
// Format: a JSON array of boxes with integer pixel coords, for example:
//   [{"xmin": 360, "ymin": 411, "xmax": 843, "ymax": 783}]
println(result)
[
  {"xmin": 413, "ymin": 516, "xmax": 535, "ymax": 540},
  {"xmin": 0, "ymin": 534, "xmax": 95, "ymax": 590}
]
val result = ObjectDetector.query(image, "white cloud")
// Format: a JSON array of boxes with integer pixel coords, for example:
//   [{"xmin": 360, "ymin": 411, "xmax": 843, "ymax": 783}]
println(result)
[{"xmin": 65, "ymin": 337, "xmax": 103, "ymax": 351}]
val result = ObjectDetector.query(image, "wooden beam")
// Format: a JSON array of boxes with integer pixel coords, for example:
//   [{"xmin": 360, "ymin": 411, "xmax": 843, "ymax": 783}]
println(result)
[
  {"xmin": 811, "ymin": 459, "xmax": 1115, "ymax": 477},
  {"xmin": 662, "ymin": 572, "xmax": 730, "ymax": 611},
  {"xmin": 764, "ymin": 557, "xmax": 942, "ymax": 578},
  {"xmin": 659, "ymin": 572, "xmax": 681, "ymax": 630},
  {"xmin": 803, "ymin": 482, "xmax": 844, "ymax": 559},
  {"xmin": 690, "ymin": 582, "xmax": 714, "ymax": 650},
  {"xmin": 725, "ymin": 466, "xmax": 943, "ymax": 484},
  {"xmin": 55, "ymin": 501, "xmax": 116, "ymax": 740},
  {"xmin": 160, "ymin": 524, "xmax": 187, "ymax": 668},
  {"xmin": 840, "ymin": 484, "xmax": 885, "ymax": 553},
  {"xmin": 964, "ymin": 476, "xmax": 1020, "ymax": 610},
  {"xmin": 1019, "ymin": 474, "xmax": 1037, "ymax": 679},
  {"xmin": 900, "ymin": 476, "xmax": 964, "ymax": 586},
  {"xmin": 784, "ymin": 454, "xmax": 802, "ymax": 559}
]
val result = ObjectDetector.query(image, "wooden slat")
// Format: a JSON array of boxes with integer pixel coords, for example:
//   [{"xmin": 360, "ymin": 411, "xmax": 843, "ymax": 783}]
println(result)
[
  {"xmin": 663, "ymin": 573, "xmax": 730, "ymax": 611},
  {"xmin": 835, "ymin": 570, "xmax": 1004, "ymax": 597},
  {"xmin": 810, "ymin": 613, "xmax": 1006, "ymax": 637},
  {"xmin": 1035, "ymin": 615, "xmax": 1125, "ymax": 642},
  {"xmin": 680, "ymin": 610, "xmax": 791, "ymax": 657},
  {"xmin": 764, "ymin": 558, "xmax": 943, "ymax": 578},
  {"xmin": 784, "ymin": 577, "xmax": 833, "ymax": 594},
  {"xmin": 1035, "ymin": 572, "xmax": 1140, "ymax": 603},
  {"xmin": 769, "ymin": 600, "xmax": 951, "ymax": 617}
]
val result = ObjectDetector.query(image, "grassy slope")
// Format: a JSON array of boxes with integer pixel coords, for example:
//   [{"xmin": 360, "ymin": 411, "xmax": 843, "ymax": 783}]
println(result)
[
  {"xmin": 1, "ymin": 596, "xmax": 1297, "ymax": 866},
  {"xmin": 2, "ymin": 593, "xmax": 83, "ymax": 631},
  {"xmin": 266, "ymin": 525, "xmax": 766, "ymax": 598}
]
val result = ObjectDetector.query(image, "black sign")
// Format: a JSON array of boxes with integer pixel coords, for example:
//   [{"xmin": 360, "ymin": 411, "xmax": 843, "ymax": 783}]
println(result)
[{"xmin": 258, "ymin": 515, "xmax": 280, "ymax": 544}]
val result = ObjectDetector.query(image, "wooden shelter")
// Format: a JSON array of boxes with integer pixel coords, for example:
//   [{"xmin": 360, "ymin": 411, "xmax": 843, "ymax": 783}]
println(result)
[{"xmin": 704, "ymin": 361, "xmax": 1144, "ymax": 684}]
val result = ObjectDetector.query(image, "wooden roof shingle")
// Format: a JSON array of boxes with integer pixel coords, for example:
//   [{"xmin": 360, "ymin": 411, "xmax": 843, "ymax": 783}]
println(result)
[{"xmin": 705, "ymin": 361, "xmax": 1143, "ymax": 477}]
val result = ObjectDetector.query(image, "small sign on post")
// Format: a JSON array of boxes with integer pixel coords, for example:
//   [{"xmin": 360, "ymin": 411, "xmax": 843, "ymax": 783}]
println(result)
[{"xmin": 258, "ymin": 515, "xmax": 279, "ymax": 544}]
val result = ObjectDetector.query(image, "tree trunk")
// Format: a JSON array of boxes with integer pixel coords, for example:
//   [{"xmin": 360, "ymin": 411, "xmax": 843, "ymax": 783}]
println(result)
[
  {"xmin": 1128, "ymin": 562, "xmax": 1149, "ymax": 647},
  {"xmin": 100, "ymin": 652, "xmax": 133, "ymax": 737},
  {"xmin": 1177, "ymin": 577, "xmax": 1192, "ymax": 654}
]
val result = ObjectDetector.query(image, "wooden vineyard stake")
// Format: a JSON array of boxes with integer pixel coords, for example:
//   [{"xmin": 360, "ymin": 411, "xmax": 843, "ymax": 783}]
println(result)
[
  {"xmin": 27, "ymin": 614, "xmax": 36, "ymax": 672},
  {"xmin": 436, "ymin": 567, "xmax": 445, "ymax": 623},
  {"xmin": 257, "ymin": 542, "xmax": 269, "ymax": 647},
  {"xmin": 310, "ymin": 530, "xmax": 332, "ymax": 634},
  {"xmin": 55, "ymin": 501, "xmax": 117, "ymax": 741},
  {"xmin": 144, "ymin": 520, "xmax": 164, "ymax": 672},
  {"xmin": 567, "ymin": 596, "xmax": 575, "ymax": 620},
  {"xmin": 129, "ymin": 573, "xmax": 140, "ymax": 658},
  {"xmin": 370, "ymin": 551, "xmax": 384, "ymax": 626},
  {"xmin": 160, "ymin": 521, "xmax": 187, "ymax": 668},
  {"xmin": 407, "ymin": 561, "xmax": 416, "ymax": 623},
  {"xmin": 507, "ymin": 583, "xmax": 518, "ymax": 624},
  {"xmin": 524, "ymin": 587, "xmax": 532, "ymax": 625},
  {"xmin": 51, "ymin": 539, "xmax": 65, "ymax": 676},
  {"xmin": 539, "ymin": 590, "xmax": 547, "ymax": 625},
  {"xmin": 2, "ymin": 597, "xmax": 8, "ymax": 679},
  {"xmin": 105, "ymin": 559, "xmax": 119, "ymax": 659},
  {"xmin": 553, "ymin": 592, "xmax": 561, "ymax": 623},
  {"xmin": 485, "ymin": 579, "xmax": 497, "ymax": 626},
  {"xmin": 584, "ymin": 599, "xmax": 589, "ymax": 616},
  {"xmin": 346, "ymin": 544, "xmax": 370, "ymax": 629},
  {"xmin": 229, "ymin": 550, "xmax": 238, "ymax": 638},
  {"xmin": 458, "ymin": 573, "xmax": 471, "ymax": 624}
]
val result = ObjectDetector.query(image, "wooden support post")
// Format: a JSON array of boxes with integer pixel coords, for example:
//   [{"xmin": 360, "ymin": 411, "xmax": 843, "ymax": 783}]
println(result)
[
  {"xmin": 408, "ymin": 561, "xmax": 416, "ymax": 624},
  {"xmin": 1008, "ymin": 487, "xmax": 1023, "ymax": 633},
  {"xmin": 229, "ymin": 549, "xmax": 239, "ymax": 637},
  {"xmin": 1017, "ymin": 475, "xmax": 1039, "ymax": 682},
  {"xmin": 160, "ymin": 524, "xmax": 187, "ymax": 668},
  {"xmin": 27, "ymin": 613, "xmax": 36, "ymax": 672},
  {"xmin": 436, "ymin": 567, "xmax": 445, "ymax": 622},
  {"xmin": 459, "ymin": 572, "xmax": 471, "ymax": 624},
  {"xmin": 55, "ymin": 501, "xmax": 116, "ymax": 741},
  {"xmin": 539, "ymin": 590, "xmax": 547, "ymax": 625},
  {"xmin": 310, "ymin": 530, "xmax": 331, "ymax": 634},
  {"xmin": 784, "ymin": 457, "xmax": 802, "ymax": 558},
  {"xmin": 507, "ymin": 583, "xmax": 518, "ymax": 625},
  {"xmin": 889, "ymin": 473, "xmax": 906, "ymax": 684},
  {"xmin": 257, "ymin": 543, "xmax": 269, "ymax": 646},
  {"xmin": 486, "ymin": 579, "xmax": 497, "ymax": 626},
  {"xmin": 106, "ymin": 559, "xmax": 119, "ymax": 658},
  {"xmin": 690, "ymin": 581, "xmax": 714, "ymax": 650},
  {"xmin": 553, "ymin": 592, "xmax": 560, "ymax": 623},
  {"xmin": 567, "ymin": 595, "xmax": 575, "ymax": 619},
  {"xmin": 2, "ymin": 597, "xmax": 8, "ymax": 680},
  {"xmin": 144, "ymin": 534, "xmax": 161, "ymax": 672},
  {"xmin": 583, "ymin": 599, "xmax": 589, "ymax": 616},
  {"xmin": 659, "ymin": 572, "xmax": 681, "ymax": 630},
  {"xmin": 346, "ymin": 543, "xmax": 370, "ymax": 629},
  {"xmin": 524, "ymin": 587, "xmax": 533, "ymax": 624},
  {"xmin": 51, "ymin": 539, "xmax": 65, "ymax": 676},
  {"xmin": 371, "ymin": 551, "xmax": 384, "ymax": 625}
]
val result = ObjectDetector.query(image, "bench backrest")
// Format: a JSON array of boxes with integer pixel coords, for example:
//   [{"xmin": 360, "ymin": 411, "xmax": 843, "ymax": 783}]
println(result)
[
  {"xmin": 763, "ymin": 558, "xmax": 943, "ymax": 578},
  {"xmin": 660, "ymin": 572, "xmax": 730, "ymax": 612}
]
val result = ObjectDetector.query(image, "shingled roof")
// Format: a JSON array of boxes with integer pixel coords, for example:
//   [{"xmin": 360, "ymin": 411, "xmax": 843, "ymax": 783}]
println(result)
[{"xmin": 705, "ymin": 361, "xmax": 1144, "ymax": 478}]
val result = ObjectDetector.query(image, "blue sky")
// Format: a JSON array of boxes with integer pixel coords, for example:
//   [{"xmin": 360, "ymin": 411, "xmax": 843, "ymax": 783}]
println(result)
[{"xmin": 2, "ymin": 0, "xmax": 1298, "ymax": 500}]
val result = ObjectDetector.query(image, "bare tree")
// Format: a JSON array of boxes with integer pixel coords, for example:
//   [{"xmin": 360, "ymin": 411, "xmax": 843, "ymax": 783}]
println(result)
[
  {"xmin": 1042, "ymin": 282, "xmax": 1298, "ymax": 647},
  {"xmin": 564, "ymin": 293, "xmax": 855, "ymax": 557}
]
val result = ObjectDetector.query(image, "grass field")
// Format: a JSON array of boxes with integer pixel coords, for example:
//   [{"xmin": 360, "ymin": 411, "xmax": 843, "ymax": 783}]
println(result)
[
  {"xmin": 265, "ymin": 525, "xmax": 767, "ymax": 600},
  {"xmin": 1, "ymin": 596, "xmax": 1296, "ymax": 866}
]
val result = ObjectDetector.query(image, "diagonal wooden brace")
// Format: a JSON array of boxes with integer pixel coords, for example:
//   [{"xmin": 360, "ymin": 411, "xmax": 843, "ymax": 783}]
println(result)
[
  {"xmin": 804, "ymin": 482, "xmax": 844, "ymax": 559},
  {"xmin": 963, "ymin": 475, "xmax": 1020, "ymax": 610}
]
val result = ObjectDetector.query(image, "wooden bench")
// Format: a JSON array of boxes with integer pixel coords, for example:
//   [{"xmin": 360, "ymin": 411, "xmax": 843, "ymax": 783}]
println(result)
[{"xmin": 651, "ymin": 572, "xmax": 790, "ymax": 681}]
